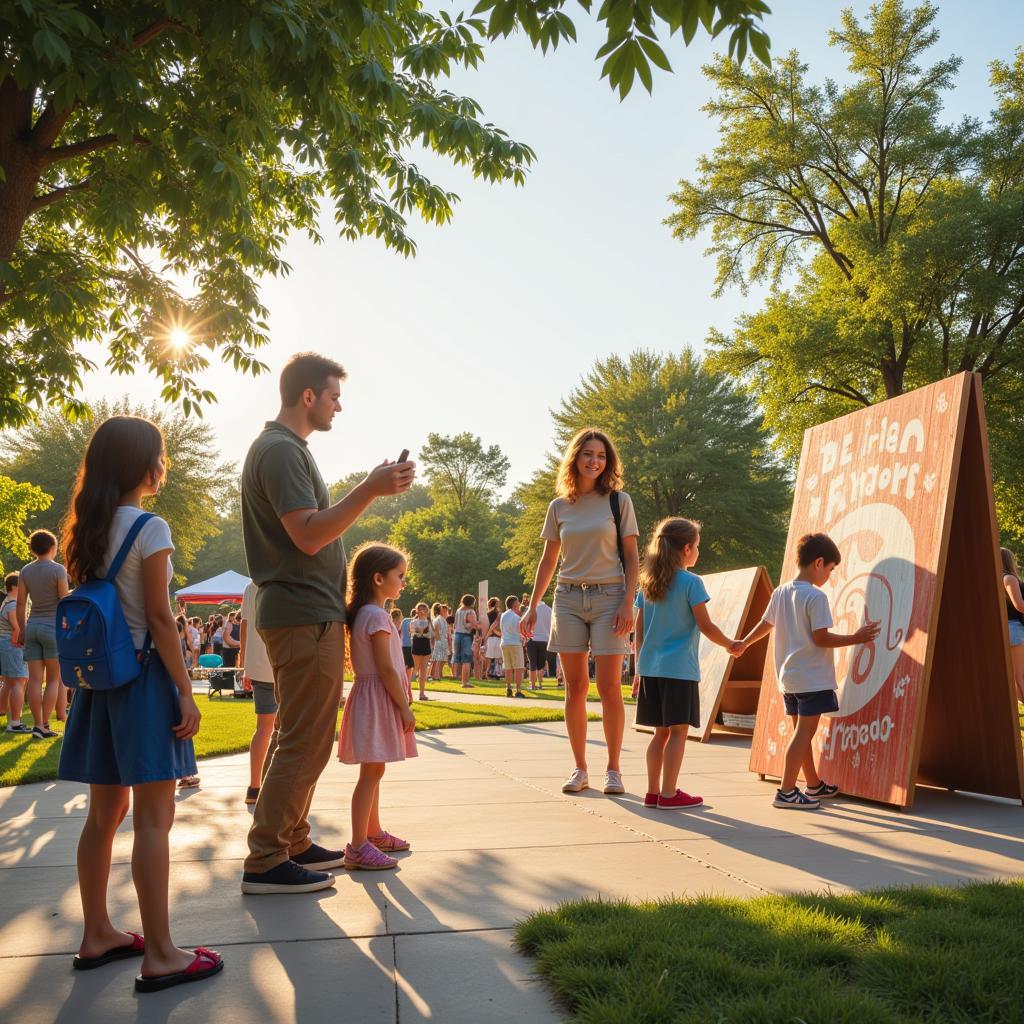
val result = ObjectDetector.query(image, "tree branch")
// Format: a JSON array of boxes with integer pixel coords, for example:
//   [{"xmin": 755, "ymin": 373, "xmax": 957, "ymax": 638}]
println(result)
[
  {"xmin": 42, "ymin": 133, "xmax": 149, "ymax": 166},
  {"xmin": 131, "ymin": 18, "xmax": 184, "ymax": 50},
  {"xmin": 29, "ymin": 179, "xmax": 93, "ymax": 214}
]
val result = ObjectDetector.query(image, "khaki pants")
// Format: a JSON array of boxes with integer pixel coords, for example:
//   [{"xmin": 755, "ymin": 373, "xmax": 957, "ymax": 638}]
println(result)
[{"xmin": 245, "ymin": 621, "xmax": 344, "ymax": 874}]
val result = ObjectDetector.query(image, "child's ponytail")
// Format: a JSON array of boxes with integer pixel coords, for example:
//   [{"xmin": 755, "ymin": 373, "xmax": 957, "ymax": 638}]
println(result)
[{"xmin": 639, "ymin": 517, "xmax": 701, "ymax": 602}]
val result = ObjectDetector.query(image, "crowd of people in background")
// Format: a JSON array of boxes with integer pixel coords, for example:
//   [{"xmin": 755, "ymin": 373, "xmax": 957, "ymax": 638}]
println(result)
[{"xmin": 389, "ymin": 591, "xmax": 557, "ymax": 700}]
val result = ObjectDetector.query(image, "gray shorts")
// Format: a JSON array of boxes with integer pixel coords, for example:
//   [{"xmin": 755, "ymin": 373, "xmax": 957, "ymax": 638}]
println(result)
[
  {"xmin": 0, "ymin": 637, "xmax": 27, "ymax": 678},
  {"xmin": 548, "ymin": 581, "xmax": 629, "ymax": 656},
  {"xmin": 23, "ymin": 619, "xmax": 58, "ymax": 661},
  {"xmin": 251, "ymin": 680, "xmax": 278, "ymax": 715}
]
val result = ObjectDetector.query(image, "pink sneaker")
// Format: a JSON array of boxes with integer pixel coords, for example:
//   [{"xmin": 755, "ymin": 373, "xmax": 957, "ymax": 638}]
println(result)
[
  {"xmin": 344, "ymin": 841, "xmax": 398, "ymax": 870},
  {"xmin": 369, "ymin": 831, "xmax": 410, "ymax": 853},
  {"xmin": 657, "ymin": 790, "xmax": 704, "ymax": 809}
]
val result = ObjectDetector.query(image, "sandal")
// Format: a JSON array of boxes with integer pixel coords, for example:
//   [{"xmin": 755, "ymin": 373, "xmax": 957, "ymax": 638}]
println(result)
[
  {"xmin": 369, "ymin": 830, "xmax": 411, "ymax": 852},
  {"xmin": 72, "ymin": 931, "xmax": 144, "ymax": 971},
  {"xmin": 177, "ymin": 775, "xmax": 201, "ymax": 789},
  {"xmin": 135, "ymin": 947, "xmax": 224, "ymax": 993}
]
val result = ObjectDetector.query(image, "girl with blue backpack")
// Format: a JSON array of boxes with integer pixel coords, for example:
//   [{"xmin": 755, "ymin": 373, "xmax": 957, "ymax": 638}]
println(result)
[{"xmin": 57, "ymin": 416, "xmax": 223, "ymax": 993}]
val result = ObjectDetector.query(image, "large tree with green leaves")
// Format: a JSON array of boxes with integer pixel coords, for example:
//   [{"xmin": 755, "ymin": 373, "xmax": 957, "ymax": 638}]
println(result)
[
  {"xmin": 666, "ymin": 0, "xmax": 1024, "ymax": 541},
  {"xmin": 419, "ymin": 431, "xmax": 510, "ymax": 512},
  {"xmin": 504, "ymin": 349, "xmax": 791, "ymax": 580},
  {"xmin": 391, "ymin": 496, "xmax": 524, "ymax": 608},
  {"xmin": 0, "ymin": 398, "xmax": 235, "ymax": 577},
  {"xmin": 0, "ymin": 473, "xmax": 52, "ymax": 570},
  {"xmin": 0, "ymin": 1, "xmax": 770, "ymax": 427}
]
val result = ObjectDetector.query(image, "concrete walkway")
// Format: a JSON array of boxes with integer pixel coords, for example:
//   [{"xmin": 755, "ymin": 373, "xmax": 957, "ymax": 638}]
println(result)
[{"xmin": 1, "ymin": 720, "xmax": 1022, "ymax": 1022}]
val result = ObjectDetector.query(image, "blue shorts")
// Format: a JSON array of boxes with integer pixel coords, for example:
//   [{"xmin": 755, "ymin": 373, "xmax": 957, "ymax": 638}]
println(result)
[
  {"xmin": 783, "ymin": 689, "xmax": 839, "ymax": 717},
  {"xmin": 23, "ymin": 619, "xmax": 58, "ymax": 661},
  {"xmin": 0, "ymin": 636, "xmax": 27, "ymax": 678},
  {"xmin": 58, "ymin": 653, "xmax": 197, "ymax": 786},
  {"xmin": 453, "ymin": 632, "xmax": 474, "ymax": 665},
  {"xmin": 1009, "ymin": 620, "xmax": 1024, "ymax": 648}
]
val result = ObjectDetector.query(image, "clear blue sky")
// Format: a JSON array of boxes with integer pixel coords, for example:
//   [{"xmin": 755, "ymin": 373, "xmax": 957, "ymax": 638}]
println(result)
[{"xmin": 79, "ymin": 1, "xmax": 1019, "ymax": 495}]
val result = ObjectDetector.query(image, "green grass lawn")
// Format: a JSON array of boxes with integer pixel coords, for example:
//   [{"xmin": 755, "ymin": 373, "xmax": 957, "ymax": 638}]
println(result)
[
  {"xmin": 422, "ymin": 675, "xmax": 637, "ymax": 705},
  {"xmin": 0, "ymin": 698, "xmax": 586, "ymax": 788},
  {"xmin": 517, "ymin": 881, "xmax": 1024, "ymax": 1023}
]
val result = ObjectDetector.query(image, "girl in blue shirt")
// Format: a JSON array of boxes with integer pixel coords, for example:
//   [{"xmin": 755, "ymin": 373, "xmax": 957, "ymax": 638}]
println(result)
[{"xmin": 634, "ymin": 517, "xmax": 740, "ymax": 809}]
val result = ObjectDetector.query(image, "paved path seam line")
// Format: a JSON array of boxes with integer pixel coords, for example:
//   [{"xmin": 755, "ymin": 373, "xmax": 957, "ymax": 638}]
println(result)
[{"xmin": 468, "ymin": 754, "xmax": 773, "ymax": 896}]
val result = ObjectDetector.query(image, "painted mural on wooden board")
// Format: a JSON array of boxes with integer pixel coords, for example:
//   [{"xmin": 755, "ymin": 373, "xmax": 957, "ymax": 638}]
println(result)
[{"xmin": 749, "ymin": 373, "xmax": 972, "ymax": 806}]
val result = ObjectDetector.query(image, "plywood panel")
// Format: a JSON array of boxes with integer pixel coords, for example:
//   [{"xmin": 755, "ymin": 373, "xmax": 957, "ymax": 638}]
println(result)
[
  {"xmin": 749, "ymin": 373, "xmax": 1023, "ymax": 807},
  {"xmin": 695, "ymin": 566, "xmax": 772, "ymax": 740}
]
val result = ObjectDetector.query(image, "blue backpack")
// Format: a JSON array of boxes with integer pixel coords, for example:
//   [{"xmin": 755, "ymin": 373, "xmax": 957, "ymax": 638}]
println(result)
[{"xmin": 57, "ymin": 513, "xmax": 154, "ymax": 691}]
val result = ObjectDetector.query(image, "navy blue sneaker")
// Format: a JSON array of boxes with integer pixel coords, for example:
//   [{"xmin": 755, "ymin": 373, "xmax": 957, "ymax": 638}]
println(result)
[
  {"xmin": 804, "ymin": 780, "xmax": 840, "ymax": 799},
  {"xmin": 241, "ymin": 859, "xmax": 336, "ymax": 894},
  {"xmin": 292, "ymin": 842, "xmax": 345, "ymax": 870}
]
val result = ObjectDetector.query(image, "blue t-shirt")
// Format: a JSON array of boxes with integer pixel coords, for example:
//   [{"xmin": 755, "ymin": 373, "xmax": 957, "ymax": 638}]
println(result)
[
  {"xmin": 634, "ymin": 570, "xmax": 711, "ymax": 681},
  {"xmin": 400, "ymin": 617, "xmax": 412, "ymax": 647}
]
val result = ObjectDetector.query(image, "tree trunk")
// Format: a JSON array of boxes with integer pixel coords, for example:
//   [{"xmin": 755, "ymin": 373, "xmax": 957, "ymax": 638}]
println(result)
[
  {"xmin": 0, "ymin": 79, "xmax": 42, "ymax": 274},
  {"xmin": 879, "ymin": 357, "xmax": 904, "ymax": 398}
]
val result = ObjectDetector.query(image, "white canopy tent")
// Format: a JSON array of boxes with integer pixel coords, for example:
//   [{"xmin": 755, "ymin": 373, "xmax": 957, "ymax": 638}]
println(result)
[{"xmin": 175, "ymin": 569, "xmax": 251, "ymax": 606}]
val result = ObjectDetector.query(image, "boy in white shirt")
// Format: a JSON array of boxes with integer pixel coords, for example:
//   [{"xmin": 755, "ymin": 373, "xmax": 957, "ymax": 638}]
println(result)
[
  {"xmin": 737, "ymin": 533, "xmax": 880, "ymax": 810},
  {"xmin": 500, "ymin": 596, "xmax": 526, "ymax": 698}
]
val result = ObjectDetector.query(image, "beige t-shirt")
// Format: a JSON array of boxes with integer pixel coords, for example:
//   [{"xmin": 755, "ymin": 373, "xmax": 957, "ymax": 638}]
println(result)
[{"xmin": 541, "ymin": 490, "xmax": 639, "ymax": 584}]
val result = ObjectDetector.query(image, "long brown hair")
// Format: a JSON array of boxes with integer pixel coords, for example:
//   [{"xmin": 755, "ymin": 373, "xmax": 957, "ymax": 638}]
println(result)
[
  {"xmin": 345, "ymin": 543, "xmax": 407, "ymax": 631},
  {"xmin": 639, "ymin": 517, "xmax": 701, "ymax": 602},
  {"xmin": 61, "ymin": 416, "xmax": 165, "ymax": 584},
  {"xmin": 555, "ymin": 428, "xmax": 623, "ymax": 502},
  {"xmin": 1001, "ymin": 547, "xmax": 1019, "ymax": 579}
]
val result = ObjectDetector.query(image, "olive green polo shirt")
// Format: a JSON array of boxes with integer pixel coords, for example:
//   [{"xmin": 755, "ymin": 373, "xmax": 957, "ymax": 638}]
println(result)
[{"xmin": 241, "ymin": 421, "xmax": 346, "ymax": 629}]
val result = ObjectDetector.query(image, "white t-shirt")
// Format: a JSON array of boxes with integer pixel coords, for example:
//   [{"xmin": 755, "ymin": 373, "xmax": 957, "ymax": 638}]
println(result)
[
  {"xmin": 541, "ymin": 490, "xmax": 639, "ymax": 584},
  {"xmin": 763, "ymin": 580, "xmax": 836, "ymax": 695},
  {"xmin": 188, "ymin": 625, "xmax": 200, "ymax": 649},
  {"xmin": 240, "ymin": 581, "xmax": 274, "ymax": 683},
  {"xmin": 100, "ymin": 506, "xmax": 174, "ymax": 649},
  {"xmin": 500, "ymin": 608, "xmax": 522, "ymax": 645},
  {"xmin": 531, "ymin": 600, "xmax": 552, "ymax": 642}
]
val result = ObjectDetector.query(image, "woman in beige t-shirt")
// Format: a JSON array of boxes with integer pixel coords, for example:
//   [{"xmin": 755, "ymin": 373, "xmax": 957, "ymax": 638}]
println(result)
[{"xmin": 520, "ymin": 428, "xmax": 639, "ymax": 797}]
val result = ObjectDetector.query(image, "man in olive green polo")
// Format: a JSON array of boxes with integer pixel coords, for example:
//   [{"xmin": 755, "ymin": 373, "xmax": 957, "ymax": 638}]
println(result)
[{"xmin": 240, "ymin": 352, "xmax": 414, "ymax": 894}]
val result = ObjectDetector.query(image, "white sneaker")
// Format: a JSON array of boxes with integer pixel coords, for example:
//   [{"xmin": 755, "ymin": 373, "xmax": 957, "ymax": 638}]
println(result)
[
  {"xmin": 603, "ymin": 770, "xmax": 625, "ymax": 795},
  {"xmin": 561, "ymin": 768, "xmax": 589, "ymax": 793}
]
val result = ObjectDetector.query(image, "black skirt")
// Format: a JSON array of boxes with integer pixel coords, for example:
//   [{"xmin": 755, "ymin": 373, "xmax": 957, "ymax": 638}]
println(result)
[
  {"xmin": 636, "ymin": 676, "xmax": 700, "ymax": 728},
  {"xmin": 411, "ymin": 635, "xmax": 432, "ymax": 657}
]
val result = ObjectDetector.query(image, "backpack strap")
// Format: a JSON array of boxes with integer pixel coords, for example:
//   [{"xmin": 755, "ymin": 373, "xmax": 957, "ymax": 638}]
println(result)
[
  {"xmin": 103, "ymin": 512, "xmax": 156, "ymax": 583},
  {"xmin": 609, "ymin": 491, "xmax": 625, "ymax": 572}
]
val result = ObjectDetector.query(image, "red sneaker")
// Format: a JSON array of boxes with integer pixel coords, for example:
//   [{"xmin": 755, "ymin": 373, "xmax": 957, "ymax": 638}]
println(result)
[
  {"xmin": 643, "ymin": 792, "xmax": 659, "ymax": 807},
  {"xmin": 657, "ymin": 790, "xmax": 703, "ymax": 809}
]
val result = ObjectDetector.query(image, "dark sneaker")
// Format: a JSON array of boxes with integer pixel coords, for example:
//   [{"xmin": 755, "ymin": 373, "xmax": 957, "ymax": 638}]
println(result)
[
  {"xmin": 240, "ymin": 860, "xmax": 336, "ymax": 894},
  {"xmin": 292, "ymin": 843, "xmax": 345, "ymax": 870},
  {"xmin": 32, "ymin": 725, "xmax": 58, "ymax": 739},
  {"xmin": 6, "ymin": 723, "xmax": 32, "ymax": 734},
  {"xmin": 773, "ymin": 788, "xmax": 820, "ymax": 810},
  {"xmin": 804, "ymin": 780, "xmax": 840, "ymax": 799},
  {"xmin": 506, "ymin": 687, "xmax": 514, "ymax": 697},
  {"xmin": 514, "ymin": 691, "xmax": 526, "ymax": 699},
  {"xmin": 244, "ymin": 787, "xmax": 259, "ymax": 805}
]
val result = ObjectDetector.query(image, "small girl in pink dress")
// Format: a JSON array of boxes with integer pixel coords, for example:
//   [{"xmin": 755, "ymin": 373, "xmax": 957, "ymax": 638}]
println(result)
[{"xmin": 338, "ymin": 543, "xmax": 417, "ymax": 870}]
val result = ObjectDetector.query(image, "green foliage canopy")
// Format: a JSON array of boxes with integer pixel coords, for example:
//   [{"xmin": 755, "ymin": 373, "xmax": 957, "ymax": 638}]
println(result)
[
  {"xmin": 419, "ymin": 431, "xmax": 510, "ymax": 512},
  {"xmin": 504, "ymin": 349, "xmax": 792, "ymax": 580},
  {"xmin": 0, "ymin": 0, "xmax": 770, "ymax": 428},
  {"xmin": 666, "ymin": 0, "xmax": 1024, "ymax": 541},
  {"xmin": 390, "ymin": 497, "xmax": 524, "ymax": 608},
  {"xmin": 0, "ymin": 398, "xmax": 235, "ymax": 579},
  {"xmin": 0, "ymin": 473, "xmax": 52, "ymax": 569}
]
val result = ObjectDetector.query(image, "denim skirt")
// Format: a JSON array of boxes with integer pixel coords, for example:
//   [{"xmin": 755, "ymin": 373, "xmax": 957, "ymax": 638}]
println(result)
[{"xmin": 58, "ymin": 652, "xmax": 197, "ymax": 786}]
